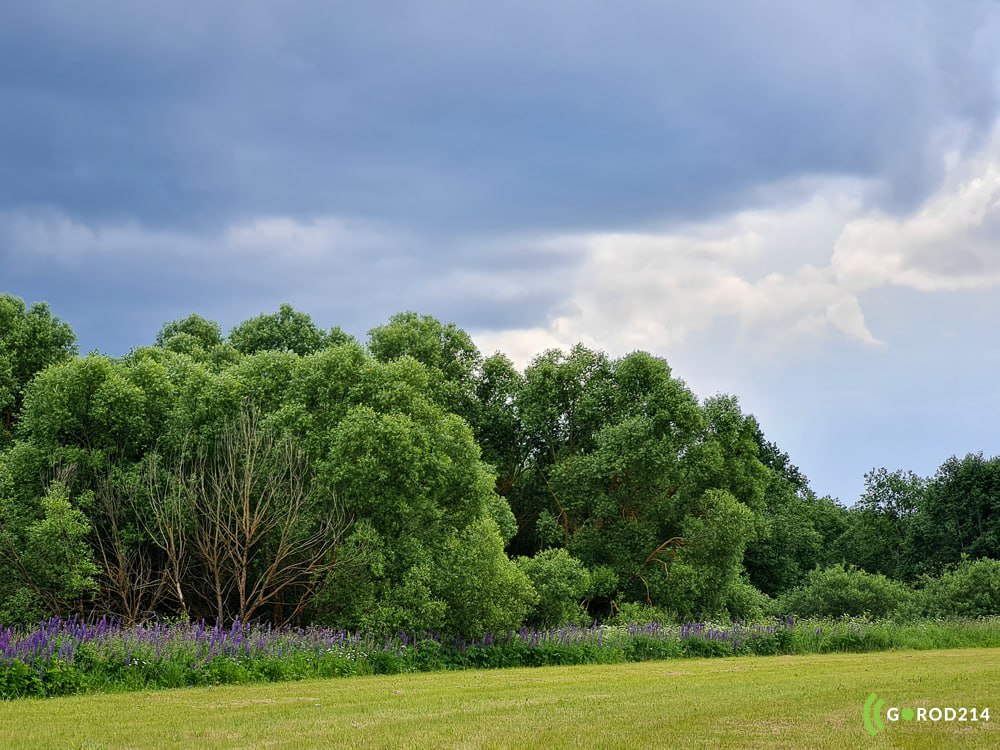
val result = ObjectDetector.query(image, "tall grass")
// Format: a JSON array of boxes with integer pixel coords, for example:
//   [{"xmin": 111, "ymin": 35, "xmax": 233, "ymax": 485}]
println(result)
[{"xmin": 2, "ymin": 615, "xmax": 999, "ymax": 699}]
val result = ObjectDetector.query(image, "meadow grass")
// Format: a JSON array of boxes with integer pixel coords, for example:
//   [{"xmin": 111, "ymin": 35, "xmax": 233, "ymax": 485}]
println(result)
[
  {"xmin": 4, "ymin": 616, "xmax": 1000, "ymax": 699},
  {"xmin": 0, "ymin": 648, "xmax": 997, "ymax": 749}
]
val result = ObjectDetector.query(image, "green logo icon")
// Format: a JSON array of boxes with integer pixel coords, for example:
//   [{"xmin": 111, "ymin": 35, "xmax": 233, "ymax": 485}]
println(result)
[
  {"xmin": 864, "ymin": 692, "xmax": 886, "ymax": 737},
  {"xmin": 864, "ymin": 694, "xmax": 989, "ymax": 735}
]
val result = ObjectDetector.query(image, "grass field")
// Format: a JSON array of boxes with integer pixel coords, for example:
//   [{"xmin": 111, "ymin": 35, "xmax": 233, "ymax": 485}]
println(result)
[{"xmin": 1, "ymin": 648, "xmax": 997, "ymax": 749}]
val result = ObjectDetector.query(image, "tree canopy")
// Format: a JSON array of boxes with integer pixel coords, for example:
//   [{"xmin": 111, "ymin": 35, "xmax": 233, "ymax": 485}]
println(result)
[
  {"xmin": 0, "ymin": 295, "xmax": 77, "ymax": 447},
  {"xmin": 1, "ymin": 294, "xmax": 998, "ymax": 632}
]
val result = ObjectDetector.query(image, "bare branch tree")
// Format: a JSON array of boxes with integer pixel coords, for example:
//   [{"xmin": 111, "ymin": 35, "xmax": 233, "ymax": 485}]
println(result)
[
  {"xmin": 187, "ymin": 406, "xmax": 351, "ymax": 624},
  {"xmin": 142, "ymin": 452, "xmax": 193, "ymax": 619},
  {"xmin": 92, "ymin": 469, "xmax": 164, "ymax": 624}
]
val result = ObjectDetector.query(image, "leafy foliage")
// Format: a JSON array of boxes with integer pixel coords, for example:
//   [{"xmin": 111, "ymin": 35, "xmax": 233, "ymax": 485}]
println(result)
[
  {"xmin": 779, "ymin": 565, "xmax": 912, "ymax": 619},
  {"xmin": 835, "ymin": 468, "xmax": 923, "ymax": 580},
  {"xmin": 2, "ymin": 294, "xmax": 1000, "ymax": 637},
  {"xmin": 0, "ymin": 482, "xmax": 99, "ymax": 625},
  {"xmin": 156, "ymin": 314, "xmax": 224, "ymax": 352},
  {"xmin": 652, "ymin": 490, "xmax": 757, "ymax": 620},
  {"xmin": 0, "ymin": 295, "xmax": 76, "ymax": 447},
  {"xmin": 516, "ymin": 548, "xmax": 590, "ymax": 627},
  {"xmin": 917, "ymin": 558, "xmax": 1000, "ymax": 618},
  {"xmin": 229, "ymin": 303, "xmax": 329, "ymax": 356},
  {"xmin": 367, "ymin": 311, "xmax": 481, "ymax": 419},
  {"xmin": 909, "ymin": 453, "xmax": 1000, "ymax": 572}
]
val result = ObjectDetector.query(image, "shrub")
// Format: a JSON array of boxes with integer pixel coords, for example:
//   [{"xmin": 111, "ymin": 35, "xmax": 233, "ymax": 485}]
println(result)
[
  {"xmin": 918, "ymin": 558, "xmax": 1000, "ymax": 618},
  {"xmin": 0, "ymin": 588, "xmax": 46, "ymax": 630},
  {"xmin": 516, "ymin": 549, "xmax": 591, "ymax": 627},
  {"xmin": 779, "ymin": 565, "xmax": 912, "ymax": 618},
  {"xmin": 725, "ymin": 578, "xmax": 775, "ymax": 622},
  {"xmin": 436, "ymin": 518, "xmax": 538, "ymax": 639},
  {"xmin": 0, "ymin": 659, "xmax": 44, "ymax": 698}
]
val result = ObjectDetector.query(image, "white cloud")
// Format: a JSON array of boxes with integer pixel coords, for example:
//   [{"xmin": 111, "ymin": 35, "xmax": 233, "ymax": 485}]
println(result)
[
  {"xmin": 475, "ymin": 123, "xmax": 1000, "ymax": 366},
  {"xmin": 8, "ymin": 120, "xmax": 1000, "ymax": 371},
  {"xmin": 831, "ymin": 152, "xmax": 1000, "ymax": 293},
  {"xmin": 0, "ymin": 212, "xmax": 393, "ymax": 272},
  {"xmin": 223, "ymin": 216, "xmax": 397, "ymax": 263},
  {"xmin": 473, "ymin": 184, "xmax": 875, "ymax": 363}
]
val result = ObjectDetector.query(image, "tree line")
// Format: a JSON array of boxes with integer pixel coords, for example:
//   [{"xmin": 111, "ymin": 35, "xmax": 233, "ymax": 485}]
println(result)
[{"xmin": 1, "ymin": 294, "xmax": 998, "ymax": 635}]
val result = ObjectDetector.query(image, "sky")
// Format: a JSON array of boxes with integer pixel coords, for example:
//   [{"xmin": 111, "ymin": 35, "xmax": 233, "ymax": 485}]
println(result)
[{"xmin": 3, "ymin": 1, "xmax": 1000, "ymax": 505}]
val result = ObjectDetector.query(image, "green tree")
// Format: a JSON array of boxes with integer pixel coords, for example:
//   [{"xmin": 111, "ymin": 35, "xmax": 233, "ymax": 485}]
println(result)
[
  {"xmin": 508, "ymin": 345, "xmax": 618, "ymax": 555},
  {"xmin": 0, "ymin": 295, "xmax": 76, "ymax": 447},
  {"xmin": 0, "ymin": 481, "xmax": 100, "ymax": 624},
  {"xmin": 18, "ymin": 355, "xmax": 165, "ymax": 460},
  {"xmin": 743, "ymin": 484, "xmax": 824, "ymax": 596},
  {"xmin": 153, "ymin": 314, "xmax": 240, "ymax": 369},
  {"xmin": 519, "ymin": 345, "xmax": 616, "ymax": 460},
  {"xmin": 470, "ymin": 353, "xmax": 526, "ymax": 497},
  {"xmin": 156, "ymin": 314, "xmax": 224, "ymax": 351},
  {"xmin": 908, "ymin": 453, "xmax": 1000, "ymax": 574},
  {"xmin": 229, "ymin": 304, "xmax": 328, "ymax": 356},
  {"xmin": 516, "ymin": 548, "xmax": 590, "ymax": 627},
  {"xmin": 367, "ymin": 312, "xmax": 482, "ymax": 419},
  {"xmin": 436, "ymin": 517, "xmax": 537, "ymax": 638},
  {"xmin": 513, "ymin": 347, "xmax": 768, "ymax": 619},
  {"xmin": 148, "ymin": 349, "xmax": 243, "ymax": 454},
  {"xmin": 837, "ymin": 468, "xmax": 923, "ymax": 580},
  {"xmin": 802, "ymin": 494, "xmax": 852, "ymax": 565},
  {"xmin": 300, "ymin": 355, "xmax": 526, "ymax": 637},
  {"xmin": 696, "ymin": 396, "xmax": 770, "ymax": 512},
  {"xmin": 753, "ymin": 425, "xmax": 809, "ymax": 494},
  {"xmin": 652, "ymin": 489, "xmax": 757, "ymax": 620},
  {"xmin": 231, "ymin": 350, "xmax": 302, "ymax": 415},
  {"xmin": 742, "ymin": 430, "xmax": 830, "ymax": 596},
  {"xmin": 273, "ymin": 342, "xmax": 368, "ymax": 456}
]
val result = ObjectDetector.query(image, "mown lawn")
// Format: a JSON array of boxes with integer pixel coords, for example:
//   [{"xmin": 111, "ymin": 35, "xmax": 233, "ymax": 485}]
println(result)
[{"xmin": 1, "ymin": 648, "xmax": 997, "ymax": 749}]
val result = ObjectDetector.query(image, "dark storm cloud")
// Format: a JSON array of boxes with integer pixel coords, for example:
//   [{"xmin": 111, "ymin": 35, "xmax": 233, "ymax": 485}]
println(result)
[
  {"xmin": 0, "ymin": 211, "xmax": 572, "ymax": 354},
  {"xmin": 3, "ymin": 0, "xmax": 1000, "ymax": 366},
  {"xmin": 3, "ymin": 1, "xmax": 997, "ymax": 235}
]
